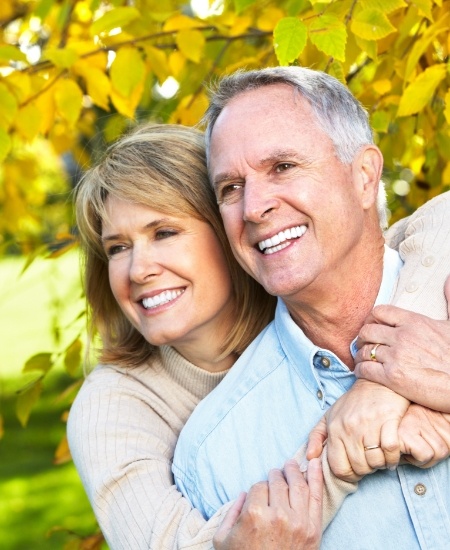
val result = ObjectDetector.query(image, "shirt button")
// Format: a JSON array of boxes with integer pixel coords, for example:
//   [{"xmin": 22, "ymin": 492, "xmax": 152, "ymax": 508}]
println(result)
[
  {"xmin": 317, "ymin": 389, "xmax": 323, "ymax": 400},
  {"xmin": 321, "ymin": 357, "xmax": 331, "ymax": 368},
  {"xmin": 414, "ymin": 483, "xmax": 427, "ymax": 496},
  {"xmin": 406, "ymin": 282, "xmax": 418, "ymax": 293},
  {"xmin": 422, "ymin": 255, "xmax": 435, "ymax": 267}
]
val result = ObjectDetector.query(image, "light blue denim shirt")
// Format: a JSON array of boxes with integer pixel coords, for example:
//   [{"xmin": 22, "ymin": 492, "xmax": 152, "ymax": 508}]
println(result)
[{"xmin": 173, "ymin": 247, "xmax": 450, "ymax": 549}]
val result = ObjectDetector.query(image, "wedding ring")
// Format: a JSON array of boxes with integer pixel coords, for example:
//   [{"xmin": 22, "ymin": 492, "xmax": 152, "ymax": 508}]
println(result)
[
  {"xmin": 364, "ymin": 445, "xmax": 381, "ymax": 451},
  {"xmin": 370, "ymin": 343, "xmax": 381, "ymax": 362}
]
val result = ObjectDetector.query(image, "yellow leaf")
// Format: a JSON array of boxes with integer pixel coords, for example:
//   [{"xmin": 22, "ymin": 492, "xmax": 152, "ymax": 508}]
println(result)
[
  {"xmin": 74, "ymin": 61, "xmax": 111, "ymax": 111},
  {"xmin": 372, "ymin": 79, "xmax": 392, "ymax": 95},
  {"xmin": 404, "ymin": 13, "xmax": 450, "ymax": 81},
  {"xmin": 34, "ymin": 88, "xmax": 56, "ymax": 135},
  {"xmin": 54, "ymin": 79, "xmax": 83, "ymax": 127},
  {"xmin": 229, "ymin": 15, "xmax": 252, "ymax": 36},
  {"xmin": 444, "ymin": 89, "xmax": 450, "ymax": 124},
  {"xmin": 64, "ymin": 338, "xmax": 82, "ymax": 376},
  {"xmin": 0, "ymin": 82, "xmax": 18, "ymax": 128},
  {"xmin": 90, "ymin": 6, "xmax": 141, "ymax": 36},
  {"xmin": 360, "ymin": 0, "xmax": 407, "ymax": 13},
  {"xmin": 257, "ymin": 7, "xmax": 285, "ymax": 31},
  {"xmin": 4, "ymin": 71, "xmax": 31, "ymax": 103},
  {"xmin": 412, "ymin": 0, "xmax": 434, "ymax": 21},
  {"xmin": 176, "ymin": 29, "xmax": 205, "ymax": 63},
  {"xmin": 169, "ymin": 50, "xmax": 186, "ymax": 78},
  {"xmin": 442, "ymin": 160, "xmax": 450, "ymax": 184},
  {"xmin": 14, "ymin": 103, "xmax": 43, "ymax": 141},
  {"xmin": 169, "ymin": 92, "xmax": 208, "ymax": 126},
  {"xmin": 351, "ymin": 8, "xmax": 396, "ymax": 40},
  {"xmin": 54, "ymin": 435, "xmax": 72, "ymax": 465},
  {"xmin": 145, "ymin": 46, "xmax": 170, "ymax": 84},
  {"xmin": 16, "ymin": 380, "xmax": 42, "ymax": 427},
  {"xmin": 110, "ymin": 47, "xmax": 145, "ymax": 97},
  {"xmin": 397, "ymin": 64, "xmax": 447, "ymax": 117},
  {"xmin": 110, "ymin": 81, "xmax": 144, "ymax": 119},
  {"xmin": 0, "ymin": 126, "xmax": 11, "ymax": 162},
  {"xmin": 45, "ymin": 47, "xmax": 79, "ymax": 69},
  {"xmin": 354, "ymin": 35, "xmax": 378, "ymax": 60},
  {"xmin": 23, "ymin": 352, "xmax": 53, "ymax": 374},
  {"xmin": 164, "ymin": 14, "xmax": 204, "ymax": 31}
]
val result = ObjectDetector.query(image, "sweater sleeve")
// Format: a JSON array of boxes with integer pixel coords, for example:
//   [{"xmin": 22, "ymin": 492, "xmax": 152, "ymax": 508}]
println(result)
[
  {"xmin": 385, "ymin": 190, "xmax": 450, "ymax": 320},
  {"xmin": 67, "ymin": 367, "xmax": 232, "ymax": 550}
]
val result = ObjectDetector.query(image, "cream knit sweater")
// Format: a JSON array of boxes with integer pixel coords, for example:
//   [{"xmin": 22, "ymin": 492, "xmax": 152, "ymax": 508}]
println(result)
[{"xmin": 67, "ymin": 191, "xmax": 450, "ymax": 550}]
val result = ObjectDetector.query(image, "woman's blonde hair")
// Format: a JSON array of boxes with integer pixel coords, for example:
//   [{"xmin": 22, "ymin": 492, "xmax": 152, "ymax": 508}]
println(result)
[{"xmin": 75, "ymin": 123, "xmax": 276, "ymax": 368}]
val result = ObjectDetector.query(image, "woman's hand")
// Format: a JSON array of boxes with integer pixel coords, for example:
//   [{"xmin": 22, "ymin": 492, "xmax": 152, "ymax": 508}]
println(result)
[
  {"xmin": 213, "ymin": 459, "xmax": 323, "ymax": 550},
  {"xmin": 354, "ymin": 276, "xmax": 450, "ymax": 412}
]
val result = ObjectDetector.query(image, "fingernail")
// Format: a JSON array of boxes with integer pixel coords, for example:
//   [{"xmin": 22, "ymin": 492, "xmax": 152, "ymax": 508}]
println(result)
[
  {"xmin": 388, "ymin": 465, "xmax": 397, "ymax": 471},
  {"xmin": 300, "ymin": 459, "xmax": 309, "ymax": 473}
]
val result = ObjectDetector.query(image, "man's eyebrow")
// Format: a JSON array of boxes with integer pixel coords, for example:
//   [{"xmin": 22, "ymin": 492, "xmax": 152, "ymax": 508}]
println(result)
[
  {"xmin": 258, "ymin": 149, "xmax": 304, "ymax": 166},
  {"xmin": 101, "ymin": 218, "xmax": 171, "ymax": 242}
]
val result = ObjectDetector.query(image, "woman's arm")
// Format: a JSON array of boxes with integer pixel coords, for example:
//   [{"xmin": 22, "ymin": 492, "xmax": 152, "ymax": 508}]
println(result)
[
  {"xmin": 67, "ymin": 365, "xmax": 230, "ymax": 550},
  {"xmin": 68, "ymin": 364, "xmax": 329, "ymax": 549}
]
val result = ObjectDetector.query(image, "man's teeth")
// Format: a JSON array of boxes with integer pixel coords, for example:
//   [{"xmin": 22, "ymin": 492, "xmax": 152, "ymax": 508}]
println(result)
[
  {"xmin": 142, "ymin": 289, "xmax": 184, "ymax": 309},
  {"xmin": 258, "ymin": 225, "xmax": 307, "ymax": 254}
]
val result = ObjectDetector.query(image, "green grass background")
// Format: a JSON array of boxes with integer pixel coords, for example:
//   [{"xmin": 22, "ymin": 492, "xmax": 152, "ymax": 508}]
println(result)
[{"xmin": 0, "ymin": 253, "xmax": 107, "ymax": 549}]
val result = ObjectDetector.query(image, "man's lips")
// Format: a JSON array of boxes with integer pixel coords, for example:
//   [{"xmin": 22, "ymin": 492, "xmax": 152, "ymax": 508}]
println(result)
[{"xmin": 257, "ymin": 225, "xmax": 307, "ymax": 254}]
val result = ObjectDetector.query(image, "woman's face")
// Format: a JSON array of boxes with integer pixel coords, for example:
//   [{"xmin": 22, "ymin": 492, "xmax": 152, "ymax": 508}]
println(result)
[{"xmin": 102, "ymin": 196, "xmax": 236, "ymax": 363}]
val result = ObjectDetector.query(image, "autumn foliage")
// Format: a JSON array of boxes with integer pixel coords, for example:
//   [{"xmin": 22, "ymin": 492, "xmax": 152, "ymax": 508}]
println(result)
[{"xmin": 1, "ymin": 1, "xmax": 449, "ymax": 543}]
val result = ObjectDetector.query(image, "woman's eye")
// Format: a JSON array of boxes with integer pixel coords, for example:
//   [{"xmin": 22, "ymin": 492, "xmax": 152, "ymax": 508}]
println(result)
[
  {"xmin": 155, "ymin": 229, "xmax": 177, "ymax": 239},
  {"xmin": 107, "ymin": 244, "xmax": 127, "ymax": 258}
]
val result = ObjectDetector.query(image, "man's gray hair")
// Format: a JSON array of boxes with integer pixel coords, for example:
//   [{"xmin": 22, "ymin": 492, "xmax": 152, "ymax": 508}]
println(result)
[{"xmin": 203, "ymin": 66, "xmax": 388, "ymax": 228}]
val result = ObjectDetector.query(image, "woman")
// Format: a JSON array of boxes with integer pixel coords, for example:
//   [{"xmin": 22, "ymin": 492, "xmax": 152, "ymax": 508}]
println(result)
[{"xmin": 67, "ymin": 123, "xmax": 324, "ymax": 550}]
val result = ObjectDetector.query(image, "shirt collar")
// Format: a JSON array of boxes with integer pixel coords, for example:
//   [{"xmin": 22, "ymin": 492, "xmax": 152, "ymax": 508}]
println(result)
[{"xmin": 274, "ymin": 245, "xmax": 404, "ymax": 365}]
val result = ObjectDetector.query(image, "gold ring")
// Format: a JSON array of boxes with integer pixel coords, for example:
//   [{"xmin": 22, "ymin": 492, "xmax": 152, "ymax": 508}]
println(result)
[
  {"xmin": 364, "ymin": 445, "xmax": 381, "ymax": 451},
  {"xmin": 370, "ymin": 343, "xmax": 381, "ymax": 361}
]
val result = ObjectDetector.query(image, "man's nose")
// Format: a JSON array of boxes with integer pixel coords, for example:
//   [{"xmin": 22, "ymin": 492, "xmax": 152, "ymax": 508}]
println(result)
[{"xmin": 242, "ymin": 180, "xmax": 280, "ymax": 223}]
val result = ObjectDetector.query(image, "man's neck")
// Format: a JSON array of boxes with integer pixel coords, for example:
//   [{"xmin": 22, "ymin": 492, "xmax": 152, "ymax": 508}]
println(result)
[{"xmin": 285, "ymin": 238, "xmax": 385, "ymax": 368}]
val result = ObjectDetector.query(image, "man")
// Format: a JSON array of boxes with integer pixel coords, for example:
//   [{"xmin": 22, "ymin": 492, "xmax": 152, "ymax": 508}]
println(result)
[{"xmin": 173, "ymin": 67, "xmax": 450, "ymax": 548}]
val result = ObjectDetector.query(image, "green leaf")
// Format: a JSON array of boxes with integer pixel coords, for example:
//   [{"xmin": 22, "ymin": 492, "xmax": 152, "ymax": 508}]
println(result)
[
  {"xmin": 234, "ymin": 0, "xmax": 256, "ymax": 14},
  {"xmin": 0, "ymin": 45, "xmax": 27, "ymax": 64},
  {"xmin": 371, "ymin": 110, "xmax": 391, "ymax": 132},
  {"xmin": 308, "ymin": 15, "xmax": 347, "ymax": 62},
  {"xmin": 90, "ymin": 7, "xmax": 141, "ymax": 36},
  {"xmin": 16, "ymin": 380, "xmax": 42, "ymax": 427},
  {"xmin": 351, "ymin": 8, "xmax": 396, "ymax": 40},
  {"xmin": 110, "ymin": 47, "xmax": 145, "ymax": 97},
  {"xmin": 64, "ymin": 338, "xmax": 82, "ymax": 376},
  {"xmin": 360, "ymin": 0, "xmax": 407, "ymax": 13},
  {"xmin": 22, "ymin": 352, "xmax": 53, "ymax": 374},
  {"xmin": 398, "ymin": 64, "xmax": 447, "ymax": 117},
  {"xmin": 45, "ymin": 47, "xmax": 79, "ymax": 69},
  {"xmin": 0, "ymin": 127, "xmax": 11, "ymax": 162},
  {"xmin": 273, "ymin": 17, "xmax": 307, "ymax": 66},
  {"xmin": 286, "ymin": 0, "xmax": 308, "ymax": 16}
]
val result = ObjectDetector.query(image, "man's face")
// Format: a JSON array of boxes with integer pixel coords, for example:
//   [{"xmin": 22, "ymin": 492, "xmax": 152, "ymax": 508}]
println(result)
[{"xmin": 209, "ymin": 84, "xmax": 374, "ymax": 304}]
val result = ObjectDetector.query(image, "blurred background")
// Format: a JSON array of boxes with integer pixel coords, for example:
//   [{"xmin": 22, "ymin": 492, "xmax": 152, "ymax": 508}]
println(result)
[{"xmin": 1, "ymin": 0, "xmax": 449, "ymax": 547}]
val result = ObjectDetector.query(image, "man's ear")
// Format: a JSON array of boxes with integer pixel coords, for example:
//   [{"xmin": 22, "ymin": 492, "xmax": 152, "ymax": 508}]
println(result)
[{"xmin": 353, "ymin": 145, "xmax": 384, "ymax": 210}]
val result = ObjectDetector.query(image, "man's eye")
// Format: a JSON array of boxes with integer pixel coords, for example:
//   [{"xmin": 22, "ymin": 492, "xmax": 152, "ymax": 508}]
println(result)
[
  {"xmin": 218, "ymin": 183, "xmax": 243, "ymax": 204},
  {"xmin": 275, "ymin": 162, "xmax": 294, "ymax": 173}
]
